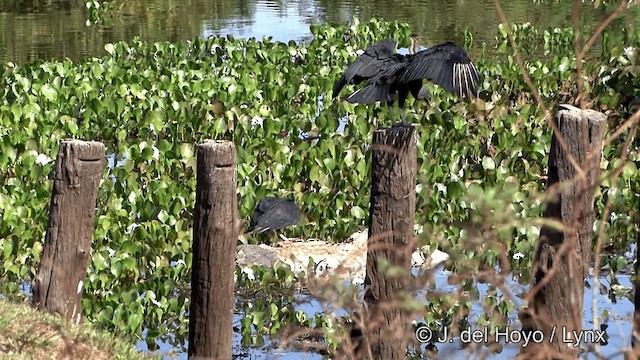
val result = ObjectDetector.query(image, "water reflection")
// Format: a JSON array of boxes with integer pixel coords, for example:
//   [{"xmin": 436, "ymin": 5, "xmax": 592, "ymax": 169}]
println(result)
[
  {"xmin": 203, "ymin": 0, "xmax": 323, "ymax": 43},
  {"xmin": 1, "ymin": 0, "xmax": 635, "ymax": 64},
  {"xmin": 134, "ymin": 269, "xmax": 634, "ymax": 359}
]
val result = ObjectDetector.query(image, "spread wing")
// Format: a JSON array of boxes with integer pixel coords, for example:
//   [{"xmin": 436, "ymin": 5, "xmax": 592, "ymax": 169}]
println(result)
[
  {"xmin": 400, "ymin": 42, "xmax": 479, "ymax": 99},
  {"xmin": 344, "ymin": 57, "xmax": 407, "ymax": 104},
  {"xmin": 333, "ymin": 40, "xmax": 397, "ymax": 98}
]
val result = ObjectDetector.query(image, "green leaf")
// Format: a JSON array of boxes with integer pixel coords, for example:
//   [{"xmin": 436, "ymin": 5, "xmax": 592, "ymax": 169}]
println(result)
[
  {"xmin": 105, "ymin": 43, "xmax": 115, "ymax": 55},
  {"xmin": 110, "ymin": 259, "xmax": 123, "ymax": 277},
  {"xmin": 252, "ymin": 311, "xmax": 265, "ymax": 327},
  {"xmin": 93, "ymin": 252, "xmax": 109, "ymax": 271},
  {"xmin": 482, "ymin": 157, "xmax": 495, "ymax": 170},
  {"xmin": 180, "ymin": 143, "xmax": 194, "ymax": 159},
  {"xmin": 310, "ymin": 165, "xmax": 320, "ymax": 183},
  {"xmin": 40, "ymin": 84, "xmax": 57, "ymax": 101},
  {"xmin": 350, "ymin": 206, "xmax": 366, "ymax": 219},
  {"xmin": 3, "ymin": 240, "xmax": 13, "ymax": 258}
]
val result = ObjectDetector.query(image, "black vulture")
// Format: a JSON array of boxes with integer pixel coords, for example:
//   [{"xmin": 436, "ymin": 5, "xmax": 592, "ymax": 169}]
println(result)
[
  {"xmin": 333, "ymin": 39, "xmax": 480, "ymax": 126},
  {"xmin": 629, "ymin": 96, "xmax": 640, "ymax": 114},
  {"xmin": 246, "ymin": 197, "xmax": 301, "ymax": 237}
]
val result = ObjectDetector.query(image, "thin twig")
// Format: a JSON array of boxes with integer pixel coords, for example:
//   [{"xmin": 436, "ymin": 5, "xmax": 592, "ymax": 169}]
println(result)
[
  {"xmin": 578, "ymin": 1, "xmax": 633, "ymax": 61},
  {"xmin": 493, "ymin": 0, "xmax": 585, "ymax": 180}
]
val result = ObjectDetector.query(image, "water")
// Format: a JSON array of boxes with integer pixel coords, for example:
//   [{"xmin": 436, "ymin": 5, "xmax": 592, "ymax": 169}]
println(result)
[
  {"xmin": 131, "ymin": 267, "xmax": 634, "ymax": 359},
  {"xmin": 5, "ymin": 268, "xmax": 633, "ymax": 359},
  {"xmin": 0, "ymin": 0, "xmax": 632, "ymax": 64}
]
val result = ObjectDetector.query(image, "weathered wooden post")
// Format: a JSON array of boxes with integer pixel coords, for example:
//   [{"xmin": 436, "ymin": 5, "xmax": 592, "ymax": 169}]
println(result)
[
  {"xmin": 188, "ymin": 140, "xmax": 238, "ymax": 360},
  {"xmin": 32, "ymin": 140, "xmax": 106, "ymax": 323},
  {"xmin": 362, "ymin": 126, "xmax": 417, "ymax": 360},
  {"xmin": 520, "ymin": 105, "xmax": 606, "ymax": 358}
]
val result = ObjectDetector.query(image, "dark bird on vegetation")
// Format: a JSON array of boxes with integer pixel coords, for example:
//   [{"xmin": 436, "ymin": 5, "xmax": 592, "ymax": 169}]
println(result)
[
  {"xmin": 628, "ymin": 96, "xmax": 640, "ymax": 114},
  {"xmin": 246, "ymin": 197, "xmax": 301, "ymax": 236},
  {"xmin": 333, "ymin": 37, "xmax": 480, "ymax": 126}
]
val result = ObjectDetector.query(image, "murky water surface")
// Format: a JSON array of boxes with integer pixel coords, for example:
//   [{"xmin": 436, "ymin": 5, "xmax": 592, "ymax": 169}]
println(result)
[{"xmin": 0, "ymin": 0, "xmax": 631, "ymax": 64}]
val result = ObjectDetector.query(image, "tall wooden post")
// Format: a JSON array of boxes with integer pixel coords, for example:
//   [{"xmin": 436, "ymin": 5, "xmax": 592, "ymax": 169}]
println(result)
[
  {"xmin": 32, "ymin": 140, "xmax": 106, "ymax": 323},
  {"xmin": 188, "ymin": 140, "xmax": 238, "ymax": 360},
  {"xmin": 520, "ymin": 105, "xmax": 606, "ymax": 358},
  {"xmin": 362, "ymin": 126, "xmax": 417, "ymax": 360}
]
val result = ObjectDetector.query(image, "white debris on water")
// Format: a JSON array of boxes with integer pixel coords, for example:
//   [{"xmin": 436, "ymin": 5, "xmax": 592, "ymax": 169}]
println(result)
[{"xmin": 236, "ymin": 229, "xmax": 450, "ymax": 285}]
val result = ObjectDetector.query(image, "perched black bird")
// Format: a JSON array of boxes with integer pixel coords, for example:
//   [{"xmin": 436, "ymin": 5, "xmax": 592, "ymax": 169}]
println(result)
[
  {"xmin": 246, "ymin": 197, "xmax": 301, "ymax": 236},
  {"xmin": 333, "ymin": 39, "xmax": 480, "ymax": 126},
  {"xmin": 629, "ymin": 96, "xmax": 640, "ymax": 114}
]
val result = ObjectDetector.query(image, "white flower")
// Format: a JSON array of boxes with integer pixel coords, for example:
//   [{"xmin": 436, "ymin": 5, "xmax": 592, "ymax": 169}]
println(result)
[
  {"xmin": 625, "ymin": 46, "xmax": 635, "ymax": 58},
  {"xmin": 35, "ymin": 153, "xmax": 52, "ymax": 165},
  {"xmin": 513, "ymin": 252, "xmax": 525, "ymax": 260},
  {"xmin": 174, "ymin": 259, "xmax": 186, "ymax": 267},
  {"xmin": 251, "ymin": 116, "xmax": 264, "ymax": 128},
  {"xmin": 150, "ymin": 297, "xmax": 163, "ymax": 307},
  {"xmin": 241, "ymin": 266, "xmax": 255, "ymax": 281},
  {"xmin": 126, "ymin": 223, "xmax": 139, "ymax": 234},
  {"xmin": 152, "ymin": 146, "xmax": 160, "ymax": 161}
]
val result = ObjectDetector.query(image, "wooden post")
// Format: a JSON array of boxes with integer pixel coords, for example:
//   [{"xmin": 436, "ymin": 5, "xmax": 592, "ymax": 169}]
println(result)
[
  {"xmin": 188, "ymin": 140, "xmax": 238, "ymax": 360},
  {"xmin": 362, "ymin": 126, "xmax": 417, "ymax": 360},
  {"xmin": 32, "ymin": 140, "xmax": 106, "ymax": 323},
  {"xmin": 520, "ymin": 105, "xmax": 606, "ymax": 358}
]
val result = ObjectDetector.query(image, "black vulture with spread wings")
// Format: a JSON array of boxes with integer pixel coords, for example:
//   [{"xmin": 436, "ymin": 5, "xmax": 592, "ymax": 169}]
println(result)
[{"xmin": 333, "ymin": 39, "xmax": 480, "ymax": 126}]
